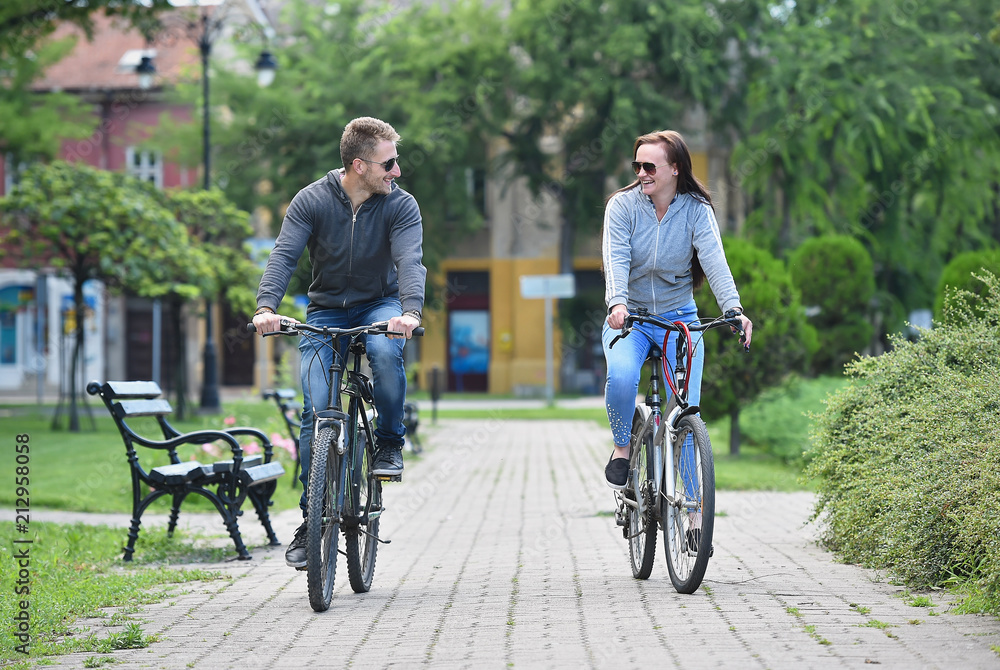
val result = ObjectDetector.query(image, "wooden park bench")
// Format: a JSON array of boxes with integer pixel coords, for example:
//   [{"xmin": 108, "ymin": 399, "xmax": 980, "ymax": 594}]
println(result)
[{"xmin": 87, "ymin": 380, "xmax": 285, "ymax": 561}]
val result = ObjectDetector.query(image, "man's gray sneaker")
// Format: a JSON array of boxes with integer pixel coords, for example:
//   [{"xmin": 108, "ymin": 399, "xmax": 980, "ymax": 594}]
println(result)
[
  {"xmin": 285, "ymin": 520, "xmax": 307, "ymax": 568},
  {"xmin": 372, "ymin": 446, "xmax": 403, "ymax": 477}
]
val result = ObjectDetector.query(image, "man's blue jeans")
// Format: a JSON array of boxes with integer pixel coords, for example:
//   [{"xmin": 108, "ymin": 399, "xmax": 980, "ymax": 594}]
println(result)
[{"xmin": 297, "ymin": 297, "xmax": 407, "ymax": 515}]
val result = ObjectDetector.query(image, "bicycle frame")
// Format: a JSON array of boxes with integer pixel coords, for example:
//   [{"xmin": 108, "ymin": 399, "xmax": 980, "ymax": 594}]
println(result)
[
  {"xmin": 304, "ymin": 326, "xmax": 385, "ymax": 527},
  {"xmin": 611, "ymin": 310, "xmax": 745, "ymax": 524}
]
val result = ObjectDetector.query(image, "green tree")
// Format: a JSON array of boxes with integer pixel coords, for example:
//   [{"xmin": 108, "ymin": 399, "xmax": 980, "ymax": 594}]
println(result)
[
  {"xmin": 152, "ymin": 0, "xmax": 509, "ymax": 270},
  {"xmin": 788, "ymin": 235, "xmax": 874, "ymax": 374},
  {"xmin": 150, "ymin": 188, "xmax": 257, "ymax": 419},
  {"xmin": 695, "ymin": 237, "xmax": 815, "ymax": 455},
  {"xmin": 0, "ymin": 161, "xmax": 198, "ymax": 430},
  {"xmin": 501, "ymin": 0, "xmax": 744, "ymax": 274},
  {"xmin": 0, "ymin": 0, "xmax": 171, "ymax": 57},
  {"xmin": 0, "ymin": 0, "xmax": 172, "ymax": 163},
  {"xmin": 733, "ymin": 0, "xmax": 1000, "ymax": 329}
]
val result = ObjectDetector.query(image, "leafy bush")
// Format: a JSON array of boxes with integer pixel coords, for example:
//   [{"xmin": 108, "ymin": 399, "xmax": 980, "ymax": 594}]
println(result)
[
  {"xmin": 805, "ymin": 273, "xmax": 1000, "ymax": 613},
  {"xmin": 788, "ymin": 235, "xmax": 875, "ymax": 374},
  {"xmin": 933, "ymin": 249, "xmax": 1000, "ymax": 323}
]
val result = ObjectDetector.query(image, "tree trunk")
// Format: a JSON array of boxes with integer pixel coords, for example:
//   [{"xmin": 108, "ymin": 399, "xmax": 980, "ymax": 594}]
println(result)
[
  {"xmin": 67, "ymin": 281, "xmax": 86, "ymax": 432},
  {"xmin": 170, "ymin": 298, "xmax": 188, "ymax": 420},
  {"xmin": 729, "ymin": 405, "xmax": 741, "ymax": 456}
]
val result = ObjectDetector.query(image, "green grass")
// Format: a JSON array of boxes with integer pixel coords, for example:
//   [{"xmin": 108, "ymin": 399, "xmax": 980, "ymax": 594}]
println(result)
[{"xmin": 0, "ymin": 522, "xmax": 228, "ymax": 665}]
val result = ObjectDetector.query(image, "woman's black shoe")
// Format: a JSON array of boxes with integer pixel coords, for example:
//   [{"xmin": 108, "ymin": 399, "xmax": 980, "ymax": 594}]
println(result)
[{"xmin": 605, "ymin": 457, "xmax": 629, "ymax": 490}]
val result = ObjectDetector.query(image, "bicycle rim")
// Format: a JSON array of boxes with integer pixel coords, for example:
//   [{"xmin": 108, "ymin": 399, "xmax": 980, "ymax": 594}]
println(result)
[
  {"xmin": 306, "ymin": 425, "xmax": 341, "ymax": 612},
  {"xmin": 662, "ymin": 415, "xmax": 715, "ymax": 594},
  {"xmin": 628, "ymin": 411, "xmax": 657, "ymax": 579},
  {"xmin": 346, "ymin": 418, "xmax": 380, "ymax": 593}
]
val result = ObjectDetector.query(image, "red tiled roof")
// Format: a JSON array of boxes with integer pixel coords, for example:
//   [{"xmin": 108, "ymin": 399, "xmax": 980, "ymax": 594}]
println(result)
[{"xmin": 33, "ymin": 10, "xmax": 202, "ymax": 93}]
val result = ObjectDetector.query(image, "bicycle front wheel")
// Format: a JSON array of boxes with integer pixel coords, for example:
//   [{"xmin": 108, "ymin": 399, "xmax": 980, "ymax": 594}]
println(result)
[
  {"xmin": 345, "ymin": 418, "xmax": 381, "ymax": 593},
  {"xmin": 306, "ymin": 425, "xmax": 342, "ymax": 612},
  {"xmin": 662, "ymin": 414, "xmax": 715, "ymax": 594},
  {"xmin": 627, "ymin": 409, "xmax": 657, "ymax": 579}
]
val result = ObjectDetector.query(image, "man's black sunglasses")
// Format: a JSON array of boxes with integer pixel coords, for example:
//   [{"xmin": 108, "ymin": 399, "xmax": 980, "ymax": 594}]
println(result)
[
  {"xmin": 631, "ymin": 161, "xmax": 670, "ymax": 176},
  {"xmin": 360, "ymin": 156, "xmax": 399, "ymax": 172}
]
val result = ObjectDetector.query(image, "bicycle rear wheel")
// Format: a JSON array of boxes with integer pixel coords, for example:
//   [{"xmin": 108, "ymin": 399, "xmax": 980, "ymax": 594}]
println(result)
[
  {"xmin": 345, "ymin": 416, "xmax": 381, "ymax": 593},
  {"xmin": 628, "ymin": 409, "xmax": 657, "ymax": 579},
  {"xmin": 306, "ymin": 424, "xmax": 342, "ymax": 612},
  {"xmin": 662, "ymin": 414, "xmax": 715, "ymax": 594}
]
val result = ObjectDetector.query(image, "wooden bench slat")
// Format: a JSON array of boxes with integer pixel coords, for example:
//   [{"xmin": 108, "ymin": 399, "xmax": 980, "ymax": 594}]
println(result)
[
  {"xmin": 241, "ymin": 462, "xmax": 285, "ymax": 486},
  {"xmin": 103, "ymin": 381, "xmax": 164, "ymax": 399},
  {"xmin": 211, "ymin": 455, "xmax": 264, "ymax": 472},
  {"xmin": 149, "ymin": 461, "xmax": 209, "ymax": 486},
  {"xmin": 114, "ymin": 399, "xmax": 174, "ymax": 419}
]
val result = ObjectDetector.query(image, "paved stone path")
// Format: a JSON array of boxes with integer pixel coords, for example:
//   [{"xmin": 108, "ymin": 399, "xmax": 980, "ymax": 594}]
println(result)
[{"xmin": 18, "ymin": 419, "xmax": 1000, "ymax": 669}]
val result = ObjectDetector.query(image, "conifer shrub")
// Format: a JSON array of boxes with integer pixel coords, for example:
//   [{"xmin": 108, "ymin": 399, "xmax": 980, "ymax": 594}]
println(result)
[
  {"xmin": 933, "ymin": 249, "xmax": 1000, "ymax": 324},
  {"xmin": 805, "ymin": 273, "xmax": 1000, "ymax": 613},
  {"xmin": 788, "ymin": 235, "xmax": 875, "ymax": 375}
]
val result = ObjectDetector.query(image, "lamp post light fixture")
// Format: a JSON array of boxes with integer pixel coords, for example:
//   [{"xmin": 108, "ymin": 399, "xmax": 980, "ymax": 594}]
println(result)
[
  {"xmin": 136, "ymin": 54, "xmax": 156, "ymax": 90},
  {"xmin": 254, "ymin": 50, "xmax": 277, "ymax": 87},
  {"xmin": 137, "ymin": 1, "xmax": 277, "ymax": 412}
]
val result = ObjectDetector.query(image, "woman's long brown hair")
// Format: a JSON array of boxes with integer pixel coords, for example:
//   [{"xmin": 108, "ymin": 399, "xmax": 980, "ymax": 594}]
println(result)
[{"xmin": 606, "ymin": 130, "xmax": 712, "ymax": 289}]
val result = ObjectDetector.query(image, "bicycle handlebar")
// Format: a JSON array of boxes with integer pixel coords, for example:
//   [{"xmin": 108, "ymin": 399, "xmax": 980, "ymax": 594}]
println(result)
[
  {"xmin": 246, "ymin": 320, "xmax": 425, "ymax": 338},
  {"xmin": 612, "ymin": 310, "xmax": 749, "ymax": 352}
]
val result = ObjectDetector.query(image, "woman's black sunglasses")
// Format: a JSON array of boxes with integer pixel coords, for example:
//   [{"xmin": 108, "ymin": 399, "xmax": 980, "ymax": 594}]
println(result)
[
  {"xmin": 360, "ymin": 156, "xmax": 399, "ymax": 172},
  {"xmin": 631, "ymin": 161, "xmax": 670, "ymax": 176}
]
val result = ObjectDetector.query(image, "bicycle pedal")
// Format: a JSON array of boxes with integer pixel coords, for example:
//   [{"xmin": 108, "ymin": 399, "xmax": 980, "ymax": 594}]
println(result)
[
  {"xmin": 375, "ymin": 474, "xmax": 402, "ymax": 482},
  {"xmin": 295, "ymin": 565, "xmax": 307, "ymax": 572}
]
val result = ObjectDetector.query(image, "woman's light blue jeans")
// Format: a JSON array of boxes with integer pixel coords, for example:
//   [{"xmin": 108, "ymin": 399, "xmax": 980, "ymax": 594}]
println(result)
[
  {"xmin": 602, "ymin": 300, "xmax": 704, "ymax": 447},
  {"xmin": 602, "ymin": 301, "xmax": 705, "ymax": 500},
  {"xmin": 296, "ymin": 297, "xmax": 407, "ymax": 515}
]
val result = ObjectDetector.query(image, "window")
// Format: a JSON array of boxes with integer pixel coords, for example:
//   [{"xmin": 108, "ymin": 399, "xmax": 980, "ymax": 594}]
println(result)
[
  {"xmin": 125, "ymin": 147, "xmax": 163, "ymax": 188},
  {"xmin": 4, "ymin": 154, "xmax": 27, "ymax": 196},
  {"xmin": 465, "ymin": 167, "xmax": 487, "ymax": 217}
]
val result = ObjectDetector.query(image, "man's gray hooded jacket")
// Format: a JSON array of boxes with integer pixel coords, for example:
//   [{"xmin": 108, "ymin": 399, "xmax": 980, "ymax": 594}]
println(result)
[{"xmin": 257, "ymin": 169, "xmax": 426, "ymax": 315}]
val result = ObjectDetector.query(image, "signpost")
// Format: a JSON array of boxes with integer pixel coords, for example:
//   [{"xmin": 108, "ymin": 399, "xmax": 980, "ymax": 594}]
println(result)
[{"xmin": 519, "ymin": 274, "xmax": 576, "ymax": 406}]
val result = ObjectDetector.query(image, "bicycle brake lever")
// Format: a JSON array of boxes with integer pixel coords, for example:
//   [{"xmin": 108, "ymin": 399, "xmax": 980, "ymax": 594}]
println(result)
[{"xmin": 608, "ymin": 328, "xmax": 631, "ymax": 349}]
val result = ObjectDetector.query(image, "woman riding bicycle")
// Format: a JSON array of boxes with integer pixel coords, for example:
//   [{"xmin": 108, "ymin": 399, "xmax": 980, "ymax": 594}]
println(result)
[{"xmin": 602, "ymin": 130, "xmax": 754, "ymax": 489}]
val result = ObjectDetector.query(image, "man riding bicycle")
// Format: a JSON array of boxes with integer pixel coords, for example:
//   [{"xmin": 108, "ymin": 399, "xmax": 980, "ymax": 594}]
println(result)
[{"xmin": 251, "ymin": 116, "xmax": 426, "ymax": 569}]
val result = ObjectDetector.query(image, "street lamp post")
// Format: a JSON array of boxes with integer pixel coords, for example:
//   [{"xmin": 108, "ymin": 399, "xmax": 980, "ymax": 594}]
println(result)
[{"xmin": 138, "ymin": 0, "xmax": 276, "ymax": 413}]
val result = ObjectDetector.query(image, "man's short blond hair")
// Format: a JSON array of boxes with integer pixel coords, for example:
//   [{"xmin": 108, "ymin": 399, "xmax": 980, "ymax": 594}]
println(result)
[{"xmin": 340, "ymin": 117, "xmax": 401, "ymax": 168}]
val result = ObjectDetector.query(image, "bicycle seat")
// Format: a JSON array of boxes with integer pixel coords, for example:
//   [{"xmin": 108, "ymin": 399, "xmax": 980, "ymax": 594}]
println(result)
[{"xmin": 645, "ymin": 344, "xmax": 663, "ymax": 362}]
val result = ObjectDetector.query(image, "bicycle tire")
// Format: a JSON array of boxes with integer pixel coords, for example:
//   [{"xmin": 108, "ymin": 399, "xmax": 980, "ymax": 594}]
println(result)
[
  {"xmin": 345, "ymin": 417, "xmax": 380, "ymax": 593},
  {"xmin": 306, "ymin": 425, "xmax": 341, "ymax": 612},
  {"xmin": 662, "ymin": 414, "xmax": 715, "ymax": 594},
  {"xmin": 627, "ymin": 409, "xmax": 657, "ymax": 579}
]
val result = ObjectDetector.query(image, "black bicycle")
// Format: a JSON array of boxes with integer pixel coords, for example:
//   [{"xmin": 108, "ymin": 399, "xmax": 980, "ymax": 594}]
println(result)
[
  {"xmin": 608, "ymin": 308, "xmax": 746, "ymax": 593},
  {"xmin": 250, "ymin": 319, "xmax": 423, "ymax": 611}
]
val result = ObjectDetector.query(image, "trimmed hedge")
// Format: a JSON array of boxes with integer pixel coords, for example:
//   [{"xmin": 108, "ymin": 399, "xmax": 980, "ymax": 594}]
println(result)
[
  {"xmin": 805, "ymin": 273, "xmax": 1000, "ymax": 613},
  {"xmin": 933, "ymin": 249, "xmax": 1000, "ymax": 324}
]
